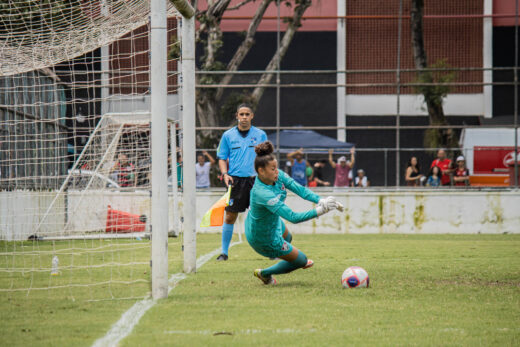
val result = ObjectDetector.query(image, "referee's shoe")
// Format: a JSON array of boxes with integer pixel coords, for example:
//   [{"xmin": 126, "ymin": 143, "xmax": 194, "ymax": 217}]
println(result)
[{"xmin": 216, "ymin": 253, "xmax": 228, "ymax": 261}]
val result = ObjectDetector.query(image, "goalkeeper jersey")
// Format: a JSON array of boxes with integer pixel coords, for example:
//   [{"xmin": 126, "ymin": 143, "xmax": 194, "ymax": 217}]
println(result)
[{"xmin": 245, "ymin": 171, "xmax": 320, "ymax": 246}]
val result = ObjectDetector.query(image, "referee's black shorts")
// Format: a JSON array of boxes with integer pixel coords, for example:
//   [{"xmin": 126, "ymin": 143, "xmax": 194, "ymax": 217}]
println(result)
[{"xmin": 225, "ymin": 176, "xmax": 255, "ymax": 213}]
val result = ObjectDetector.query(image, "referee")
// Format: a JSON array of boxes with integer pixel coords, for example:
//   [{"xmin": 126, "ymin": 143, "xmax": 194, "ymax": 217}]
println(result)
[{"xmin": 216, "ymin": 104, "xmax": 267, "ymax": 261}]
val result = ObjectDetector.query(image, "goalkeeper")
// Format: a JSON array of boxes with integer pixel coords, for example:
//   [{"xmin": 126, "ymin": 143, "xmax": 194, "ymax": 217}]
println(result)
[{"xmin": 246, "ymin": 141, "xmax": 343, "ymax": 285}]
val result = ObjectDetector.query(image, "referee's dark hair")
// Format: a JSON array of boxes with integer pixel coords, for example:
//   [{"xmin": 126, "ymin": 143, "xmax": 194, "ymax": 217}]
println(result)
[
  {"xmin": 254, "ymin": 141, "xmax": 276, "ymax": 172},
  {"xmin": 236, "ymin": 103, "xmax": 254, "ymax": 113}
]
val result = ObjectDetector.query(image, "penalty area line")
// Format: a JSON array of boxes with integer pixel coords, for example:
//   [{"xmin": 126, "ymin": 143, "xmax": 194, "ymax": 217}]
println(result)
[{"xmin": 92, "ymin": 241, "xmax": 242, "ymax": 347}]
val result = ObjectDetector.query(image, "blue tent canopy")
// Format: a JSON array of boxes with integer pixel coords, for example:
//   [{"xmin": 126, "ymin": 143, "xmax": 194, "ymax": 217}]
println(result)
[{"xmin": 267, "ymin": 130, "xmax": 354, "ymax": 154}]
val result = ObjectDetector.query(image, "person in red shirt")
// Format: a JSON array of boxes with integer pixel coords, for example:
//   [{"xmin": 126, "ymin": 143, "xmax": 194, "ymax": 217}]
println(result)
[
  {"xmin": 111, "ymin": 153, "xmax": 136, "ymax": 187},
  {"xmin": 430, "ymin": 149, "xmax": 452, "ymax": 186},
  {"xmin": 453, "ymin": 155, "xmax": 470, "ymax": 187}
]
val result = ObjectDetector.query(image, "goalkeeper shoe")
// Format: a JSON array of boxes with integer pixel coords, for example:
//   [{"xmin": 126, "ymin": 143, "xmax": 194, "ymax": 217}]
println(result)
[
  {"xmin": 216, "ymin": 254, "xmax": 228, "ymax": 261},
  {"xmin": 254, "ymin": 269, "xmax": 277, "ymax": 285},
  {"xmin": 303, "ymin": 259, "xmax": 314, "ymax": 269}
]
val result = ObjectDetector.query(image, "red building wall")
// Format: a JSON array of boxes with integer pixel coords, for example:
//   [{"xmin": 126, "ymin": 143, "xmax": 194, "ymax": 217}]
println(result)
[
  {"xmin": 345, "ymin": 0, "xmax": 483, "ymax": 95},
  {"xmin": 493, "ymin": 0, "xmax": 520, "ymax": 26},
  {"xmin": 109, "ymin": 18, "xmax": 178, "ymax": 95}
]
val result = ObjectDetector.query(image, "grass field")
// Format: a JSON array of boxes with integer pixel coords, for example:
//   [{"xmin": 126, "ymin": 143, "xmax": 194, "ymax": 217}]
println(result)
[{"xmin": 1, "ymin": 233, "xmax": 519, "ymax": 346}]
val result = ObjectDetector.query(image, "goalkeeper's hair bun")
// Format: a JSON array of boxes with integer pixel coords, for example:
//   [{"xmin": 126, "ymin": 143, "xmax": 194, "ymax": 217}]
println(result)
[
  {"xmin": 255, "ymin": 141, "xmax": 274, "ymax": 157},
  {"xmin": 254, "ymin": 141, "xmax": 276, "ymax": 172}
]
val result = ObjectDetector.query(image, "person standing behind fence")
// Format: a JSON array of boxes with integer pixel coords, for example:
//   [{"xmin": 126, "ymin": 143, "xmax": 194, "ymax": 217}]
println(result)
[
  {"xmin": 287, "ymin": 147, "xmax": 309, "ymax": 186},
  {"xmin": 430, "ymin": 149, "xmax": 452, "ymax": 186},
  {"xmin": 354, "ymin": 169, "xmax": 370, "ymax": 187},
  {"xmin": 216, "ymin": 104, "xmax": 267, "ymax": 261},
  {"xmin": 111, "ymin": 153, "xmax": 136, "ymax": 187},
  {"xmin": 328, "ymin": 147, "xmax": 355, "ymax": 187},
  {"xmin": 405, "ymin": 156, "xmax": 424, "ymax": 186},
  {"xmin": 453, "ymin": 155, "xmax": 470, "ymax": 186},
  {"xmin": 196, "ymin": 151, "xmax": 216, "ymax": 189},
  {"xmin": 309, "ymin": 160, "xmax": 330, "ymax": 187},
  {"xmin": 426, "ymin": 166, "xmax": 442, "ymax": 187}
]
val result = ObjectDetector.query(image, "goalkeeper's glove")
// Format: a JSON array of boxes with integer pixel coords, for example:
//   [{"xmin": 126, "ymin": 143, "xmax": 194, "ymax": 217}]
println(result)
[
  {"xmin": 318, "ymin": 196, "xmax": 344, "ymax": 212},
  {"xmin": 315, "ymin": 205, "xmax": 329, "ymax": 217},
  {"xmin": 319, "ymin": 196, "xmax": 339, "ymax": 211}
]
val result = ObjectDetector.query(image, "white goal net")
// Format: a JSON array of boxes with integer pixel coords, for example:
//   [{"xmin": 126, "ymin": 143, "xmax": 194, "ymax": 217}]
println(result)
[{"xmin": 0, "ymin": 0, "xmax": 182, "ymax": 300}]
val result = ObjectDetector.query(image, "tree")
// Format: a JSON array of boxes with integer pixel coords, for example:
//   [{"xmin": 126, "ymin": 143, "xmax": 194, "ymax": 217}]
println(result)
[
  {"xmin": 0, "ymin": 0, "xmax": 86, "ymax": 40},
  {"xmin": 410, "ymin": 0, "xmax": 458, "ymax": 152},
  {"xmin": 171, "ymin": 0, "xmax": 312, "ymax": 144}
]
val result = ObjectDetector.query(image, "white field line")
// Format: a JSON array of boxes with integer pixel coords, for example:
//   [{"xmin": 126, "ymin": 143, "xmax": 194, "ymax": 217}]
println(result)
[{"xmin": 92, "ymin": 241, "xmax": 241, "ymax": 347}]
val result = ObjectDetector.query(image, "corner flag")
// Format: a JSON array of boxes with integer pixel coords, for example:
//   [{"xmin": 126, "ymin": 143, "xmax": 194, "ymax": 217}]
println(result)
[{"xmin": 200, "ymin": 186, "xmax": 231, "ymax": 227}]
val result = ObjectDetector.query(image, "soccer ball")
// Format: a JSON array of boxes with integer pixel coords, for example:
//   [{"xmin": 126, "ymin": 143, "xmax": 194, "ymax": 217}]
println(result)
[{"xmin": 341, "ymin": 266, "xmax": 369, "ymax": 288}]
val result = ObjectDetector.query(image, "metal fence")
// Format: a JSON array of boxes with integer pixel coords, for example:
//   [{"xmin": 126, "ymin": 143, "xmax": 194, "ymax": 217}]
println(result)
[{"xmin": 188, "ymin": 0, "xmax": 519, "ymax": 189}]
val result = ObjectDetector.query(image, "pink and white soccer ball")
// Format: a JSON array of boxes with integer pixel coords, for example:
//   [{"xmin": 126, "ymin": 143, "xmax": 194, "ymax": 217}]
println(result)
[{"xmin": 341, "ymin": 266, "xmax": 369, "ymax": 288}]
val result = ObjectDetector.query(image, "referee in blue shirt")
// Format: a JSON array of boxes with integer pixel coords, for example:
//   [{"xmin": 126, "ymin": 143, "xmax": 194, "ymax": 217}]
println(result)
[{"xmin": 216, "ymin": 104, "xmax": 267, "ymax": 261}]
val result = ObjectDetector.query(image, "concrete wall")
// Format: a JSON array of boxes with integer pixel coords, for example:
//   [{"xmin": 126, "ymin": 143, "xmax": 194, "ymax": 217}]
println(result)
[
  {"xmin": 0, "ymin": 191, "xmax": 65, "ymax": 241},
  {"xmin": 2, "ymin": 189, "xmax": 519, "ymax": 240}
]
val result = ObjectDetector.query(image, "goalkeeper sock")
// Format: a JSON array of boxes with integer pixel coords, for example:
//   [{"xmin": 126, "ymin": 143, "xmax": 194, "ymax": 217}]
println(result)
[
  {"xmin": 283, "ymin": 231, "xmax": 292, "ymax": 243},
  {"xmin": 261, "ymin": 251, "xmax": 307, "ymax": 277},
  {"xmin": 221, "ymin": 223, "xmax": 234, "ymax": 255}
]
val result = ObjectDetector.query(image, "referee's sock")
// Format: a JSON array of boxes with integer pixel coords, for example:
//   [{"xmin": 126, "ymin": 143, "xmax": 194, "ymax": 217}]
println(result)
[
  {"xmin": 261, "ymin": 251, "xmax": 307, "ymax": 277},
  {"xmin": 221, "ymin": 223, "xmax": 234, "ymax": 255}
]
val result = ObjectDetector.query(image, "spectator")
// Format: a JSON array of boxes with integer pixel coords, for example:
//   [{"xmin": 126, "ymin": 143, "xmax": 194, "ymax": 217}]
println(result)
[
  {"xmin": 328, "ymin": 147, "xmax": 355, "ymax": 187},
  {"xmin": 430, "ymin": 149, "xmax": 452, "ymax": 186},
  {"xmin": 284, "ymin": 160, "xmax": 292, "ymax": 175},
  {"xmin": 196, "ymin": 150, "xmax": 216, "ymax": 189},
  {"xmin": 305, "ymin": 163, "xmax": 313, "ymax": 184},
  {"xmin": 405, "ymin": 156, "xmax": 424, "ymax": 187},
  {"xmin": 168, "ymin": 151, "xmax": 183, "ymax": 189},
  {"xmin": 137, "ymin": 157, "xmax": 151, "ymax": 186},
  {"xmin": 176, "ymin": 152, "xmax": 183, "ymax": 188},
  {"xmin": 111, "ymin": 153, "xmax": 136, "ymax": 187},
  {"xmin": 287, "ymin": 147, "xmax": 309, "ymax": 186},
  {"xmin": 453, "ymin": 155, "xmax": 470, "ymax": 187},
  {"xmin": 426, "ymin": 166, "xmax": 442, "ymax": 187},
  {"xmin": 309, "ymin": 160, "xmax": 330, "ymax": 187},
  {"xmin": 353, "ymin": 169, "xmax": 370, "ymax": 187}
]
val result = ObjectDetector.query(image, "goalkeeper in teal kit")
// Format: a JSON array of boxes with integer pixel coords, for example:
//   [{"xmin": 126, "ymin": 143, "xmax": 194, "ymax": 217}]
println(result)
[{"xmin": 246, "ymin": 141, "xmax": 343, "ymax": 285}]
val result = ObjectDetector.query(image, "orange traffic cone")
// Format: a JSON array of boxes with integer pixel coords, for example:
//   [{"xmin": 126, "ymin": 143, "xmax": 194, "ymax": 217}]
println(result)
[{"xmin": 106, "ymin": 205, "xmax": 146, "ymax": 233}]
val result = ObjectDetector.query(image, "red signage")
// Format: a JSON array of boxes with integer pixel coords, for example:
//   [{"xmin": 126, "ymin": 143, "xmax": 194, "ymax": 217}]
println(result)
[{"xmin": 474, "ymin": 146, "xmax": 520, "ymax": 174}]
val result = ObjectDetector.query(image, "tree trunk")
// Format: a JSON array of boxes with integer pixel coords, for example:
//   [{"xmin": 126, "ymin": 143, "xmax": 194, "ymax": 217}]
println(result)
[
  {"xmin": 410, "ymin": 0, "xmax": 455, "ymax": 151},
  {"xmin": 251, "ymin": 0, "xmax": 312, "ymax": 104},
  {"xmin": 214, "ymin": 0, "xmax": 273, "ymax": 102},
  {"xmin": 192, "ymin": 0, "xmax": 311, "ymax": 146}
]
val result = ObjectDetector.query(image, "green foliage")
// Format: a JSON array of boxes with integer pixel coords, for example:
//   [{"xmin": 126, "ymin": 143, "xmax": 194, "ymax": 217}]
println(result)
[
  {"xmin": 167, "ymin": 38, "xmax": 181, "ymax": 60},
  {"xmin": 0, "ymin": 0, "xmax": 87, "ymax": 43},
  {"xmin": 414, "ymin": 59, "xmax": 456, "ymax": 108},
  {"xmin": 219, "ymin": 92, "xmax": 258, "ymax": 126},
  {"xmin": 198, "ymin": 60, "xmax": 226, "ymax": 85},
  {"xmin": 415, "ymin": 59, "xmax": 458, "ymax": 152},
  {"xmin": 424, "ymin": 127, "xmax": 443, "ymax": 150}
]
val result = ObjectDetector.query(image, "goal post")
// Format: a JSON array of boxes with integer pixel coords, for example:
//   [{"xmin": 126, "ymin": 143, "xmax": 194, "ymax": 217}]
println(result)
[
  {"xmin": 181, "ymin": 10, "xmax": 197, "ymax": 275},
  {"xmin": 151, "ymin": 0, "xmax": 196, "ymax": 298},
  {"xmin": 150, "ymin": 0, "xmax": 169, "ymax": 300}
]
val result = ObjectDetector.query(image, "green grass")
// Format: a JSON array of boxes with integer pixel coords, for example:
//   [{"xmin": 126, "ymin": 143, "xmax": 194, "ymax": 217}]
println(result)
[{"xmin": 1, "ymin": 234, "xmax": 519, "ymax": 346}]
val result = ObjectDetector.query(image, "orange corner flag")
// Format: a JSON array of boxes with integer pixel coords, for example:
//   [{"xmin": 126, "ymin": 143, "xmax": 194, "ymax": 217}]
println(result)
[{"xmin": 200, "ymin": 186, "xmax": 231, "ymax": 227}]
